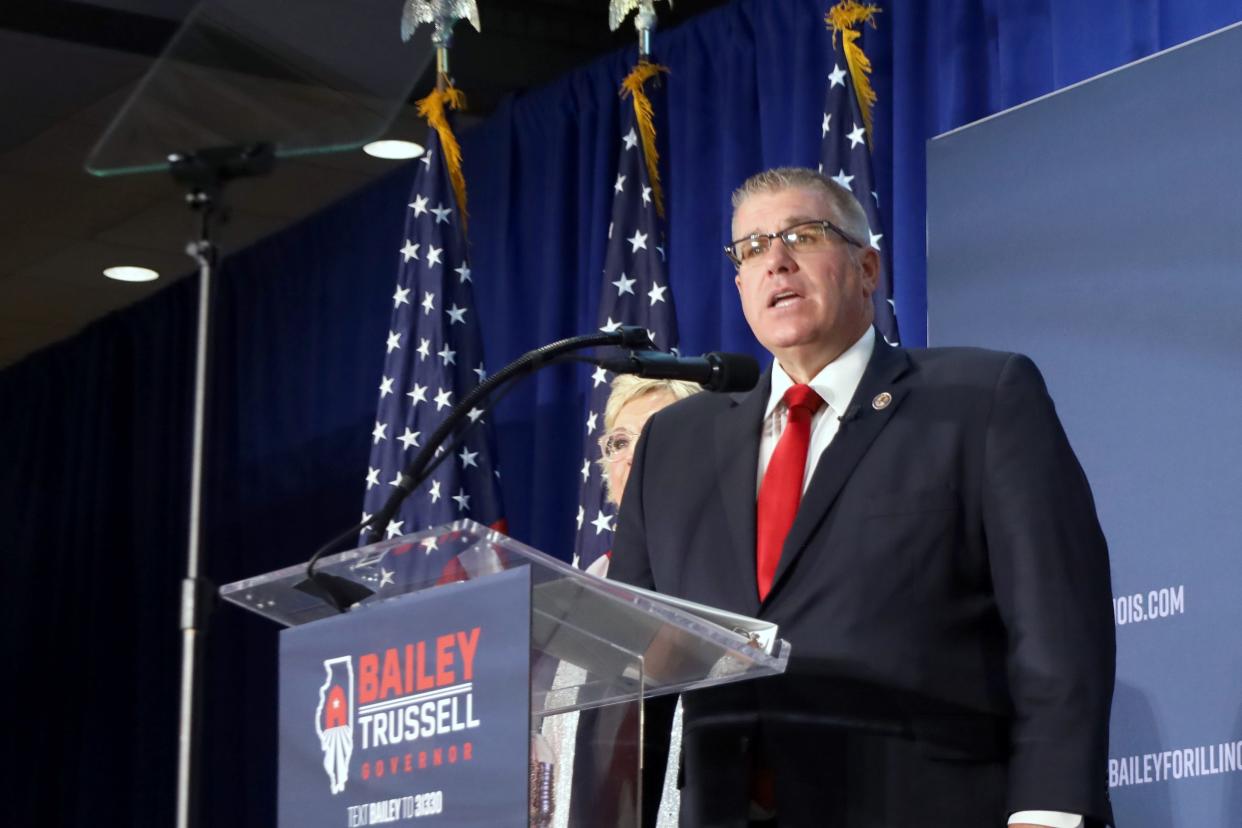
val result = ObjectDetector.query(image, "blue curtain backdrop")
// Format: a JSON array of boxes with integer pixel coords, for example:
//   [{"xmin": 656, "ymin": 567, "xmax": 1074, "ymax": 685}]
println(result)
[{"xmin": 3, "ymin": 1, "xmax": 1241, "ymax": 824}]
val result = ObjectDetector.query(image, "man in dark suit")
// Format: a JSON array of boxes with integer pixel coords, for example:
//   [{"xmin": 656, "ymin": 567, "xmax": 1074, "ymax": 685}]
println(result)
[{"xmin": 610, "ymin": 168, "xmax": 1115, "ymax": 828}]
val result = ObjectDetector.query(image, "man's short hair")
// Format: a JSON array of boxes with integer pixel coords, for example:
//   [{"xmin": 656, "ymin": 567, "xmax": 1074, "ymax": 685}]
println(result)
[{"xmin": 731, "ymin": 167, "xmax": 870, "ymax": 245}]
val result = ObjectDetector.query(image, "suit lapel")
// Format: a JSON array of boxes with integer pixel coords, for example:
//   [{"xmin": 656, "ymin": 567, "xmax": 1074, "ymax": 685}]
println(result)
[
  {"xmin": 767, "ymin": 342, "xmax": 913, "ymax": 599},
  {"xmin": 714, "ymin": 370, "xmax": 770, "ymax": 615}
]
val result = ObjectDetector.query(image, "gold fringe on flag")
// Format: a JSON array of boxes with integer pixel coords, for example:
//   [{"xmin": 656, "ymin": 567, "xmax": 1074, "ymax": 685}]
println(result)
[
  {"xmin": 620, "ymin": 60, "xmax": 670, "ymax": 219},
  {"xmin": 416, "ymin": 76, "xmax": 470, "ymax": 228},
  {"xmin": 826, "ymin": 1, "xmax": 881, "ymax": 147}
]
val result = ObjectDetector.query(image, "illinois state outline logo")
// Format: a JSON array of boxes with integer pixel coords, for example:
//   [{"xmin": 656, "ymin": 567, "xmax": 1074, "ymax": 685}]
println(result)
[{"xmin": 316, "ymin": 656, "xmax": 355, "ymax": 794}]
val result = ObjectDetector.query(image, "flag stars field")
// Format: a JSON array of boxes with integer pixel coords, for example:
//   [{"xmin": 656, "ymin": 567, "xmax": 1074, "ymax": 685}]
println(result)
[
  {"xmin": 572, "ymin": 79, "xmax": 681, "ymax": 572},
  {"xmin": 821, "ymin": 14, "xmax": 900, "ymax": 345},
  {"xmin": 360, "ymin": 121, "xmax": 504, "ymax": 556}
]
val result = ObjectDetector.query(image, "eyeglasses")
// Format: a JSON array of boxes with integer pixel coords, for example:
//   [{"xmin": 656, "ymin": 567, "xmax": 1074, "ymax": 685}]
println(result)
[
  {"xmin": 724, "ymin": 219, "xmax": 863, "ymax": 267},
  {"xmin": 598, "ymin": 427, "xmax": 641, "ymax": 463}
]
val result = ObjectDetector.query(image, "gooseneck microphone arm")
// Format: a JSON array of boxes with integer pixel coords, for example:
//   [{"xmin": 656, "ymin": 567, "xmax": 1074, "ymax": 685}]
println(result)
[{"xmin": 299, "ymin": 326, "xmax": 654, "ymax": 610}]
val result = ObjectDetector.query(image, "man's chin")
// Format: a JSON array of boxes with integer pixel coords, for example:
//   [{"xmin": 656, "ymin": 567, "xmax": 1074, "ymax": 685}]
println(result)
[{"xmin": 761, "ymin": 331, "xmax": 827, "ymax": 360}]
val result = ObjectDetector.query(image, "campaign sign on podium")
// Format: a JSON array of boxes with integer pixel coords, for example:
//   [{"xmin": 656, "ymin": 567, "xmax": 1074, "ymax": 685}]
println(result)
[
  {"xmin": 224, "ymin": 520, "xmax": 790, "ymax": 826},
  {"xmin": 277, "ymin": 566, "xmax": 531, "ymax": 828}
]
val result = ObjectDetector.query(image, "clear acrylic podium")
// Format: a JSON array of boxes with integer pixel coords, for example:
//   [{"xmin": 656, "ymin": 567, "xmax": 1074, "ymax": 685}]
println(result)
[{"xmin": 221, "ymin": 519, "xmax": 790, "ymax": 826}]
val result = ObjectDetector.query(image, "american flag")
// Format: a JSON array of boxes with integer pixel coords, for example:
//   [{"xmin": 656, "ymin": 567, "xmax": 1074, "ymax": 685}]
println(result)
[
  {"xmin": 820, "ymin": 8, "xmax": 900, "ymax": 346},
  {"xmin": 571, "ymin": 81, "xmax": 678, "ymax": 571},
  {"xmin": 362, "ymin": 127, "xmax": 505, "ymax": 560}
]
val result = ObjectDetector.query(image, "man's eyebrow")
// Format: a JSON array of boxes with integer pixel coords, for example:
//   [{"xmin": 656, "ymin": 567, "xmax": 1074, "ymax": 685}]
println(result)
[{"xmin": 734, "ymin": 215, "xmax": 820, "ymax": 238}]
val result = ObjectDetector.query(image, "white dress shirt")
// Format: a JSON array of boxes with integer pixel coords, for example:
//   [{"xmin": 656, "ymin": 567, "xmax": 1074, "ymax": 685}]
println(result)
[
  {"xmin": 757, "ymin": 326, "xmax": 875, "ymax": 493},
  {"xmin": 756, "ymin": 327, "xmax": 1083, "ymax": 828}
]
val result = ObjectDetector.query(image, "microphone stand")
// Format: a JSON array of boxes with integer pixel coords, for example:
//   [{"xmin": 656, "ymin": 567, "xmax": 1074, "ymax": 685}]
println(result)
[{"xmin": 169, "ymin": 143, "xmax": 275, "ymax": 828}]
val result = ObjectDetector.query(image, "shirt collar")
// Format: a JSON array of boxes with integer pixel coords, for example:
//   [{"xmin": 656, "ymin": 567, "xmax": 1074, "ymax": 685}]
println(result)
[{"xmin": 765, "ymin": 326, "xmax": 876, "ymax": 420}]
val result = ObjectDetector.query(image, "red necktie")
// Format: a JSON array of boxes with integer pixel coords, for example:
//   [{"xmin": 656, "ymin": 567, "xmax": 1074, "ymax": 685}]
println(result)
[{"xmin": 756, "ymin": 384, "xmax": 823, "ymax": 601}]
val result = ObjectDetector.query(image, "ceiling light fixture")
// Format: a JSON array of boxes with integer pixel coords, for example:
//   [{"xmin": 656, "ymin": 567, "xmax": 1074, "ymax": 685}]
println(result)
[
  {"xmin": 104, "ymin": 266, "xmax": 160, "ymax": 283},
  {"xmin": 363, "ymin": 140, "xmax": 425, "ymax": 160}
]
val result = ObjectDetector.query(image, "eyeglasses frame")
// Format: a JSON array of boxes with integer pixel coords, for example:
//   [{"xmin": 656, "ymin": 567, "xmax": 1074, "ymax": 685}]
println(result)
[
  {"xmin": 723, "ymin": 218, "xmax": 864, "ymax": 268},
  {"xmin": 597, "ymin": 426, "xmax": 643, "ymax": 463}
]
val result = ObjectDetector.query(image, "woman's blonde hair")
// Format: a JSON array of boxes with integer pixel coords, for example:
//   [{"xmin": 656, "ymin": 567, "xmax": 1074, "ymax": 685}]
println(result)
[
  {"xmin": 602, "ymin": 374, "xmax": 701, "ymax": 433},
  {"xmin": 597, "ymin": 376, "xmax": 702, "ymax": 502}
]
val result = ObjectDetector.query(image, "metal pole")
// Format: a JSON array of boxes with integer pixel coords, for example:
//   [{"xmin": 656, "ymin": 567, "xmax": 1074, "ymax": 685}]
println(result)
[
  {"xmin": 175, "ymin": 197, "xmax": 219, "ymax": 828},
  {"xmin": 636, "ymin": 9, "xmax": 653, "ymax": 58}
]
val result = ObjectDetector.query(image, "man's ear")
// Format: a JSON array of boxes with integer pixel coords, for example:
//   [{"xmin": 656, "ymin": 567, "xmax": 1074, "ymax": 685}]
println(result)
[{"xmin": 859, "ymin": 246, "xmax": 880, "ymax": 297}]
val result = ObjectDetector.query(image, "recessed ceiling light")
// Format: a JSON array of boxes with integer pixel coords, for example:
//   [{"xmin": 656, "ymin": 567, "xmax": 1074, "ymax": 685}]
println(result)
[
  {"xmin": 104, "ymin": 265, "xmax": 160, "ymax": 282},
  {"xmin": 363, "ymin": 140, "xmax": 425, "ymax": 160}
]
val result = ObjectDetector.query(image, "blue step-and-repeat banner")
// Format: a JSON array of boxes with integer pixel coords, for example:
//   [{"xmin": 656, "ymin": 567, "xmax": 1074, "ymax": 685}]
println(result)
[{"xmin": 927, "ymin": 22, "xmax": 1242, "ymax": 827}]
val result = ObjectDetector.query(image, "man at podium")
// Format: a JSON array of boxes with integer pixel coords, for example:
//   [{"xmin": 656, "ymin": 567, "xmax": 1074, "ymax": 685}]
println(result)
[{"xmin": 611, "ymin": 167, "xmax": 1116, "ymax": 828}]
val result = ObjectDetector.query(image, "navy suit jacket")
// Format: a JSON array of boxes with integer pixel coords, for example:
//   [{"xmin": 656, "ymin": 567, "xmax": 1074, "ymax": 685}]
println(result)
[{"xmin": 611, "ymin": 340, "xmax": 1115, "ymax": 827}]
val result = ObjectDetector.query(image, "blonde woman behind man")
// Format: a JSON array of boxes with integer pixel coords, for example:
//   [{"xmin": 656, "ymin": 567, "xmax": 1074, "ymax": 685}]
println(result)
[{"xmin": 546, "ymin": 375, "xmax": 699, "ymax": 828}]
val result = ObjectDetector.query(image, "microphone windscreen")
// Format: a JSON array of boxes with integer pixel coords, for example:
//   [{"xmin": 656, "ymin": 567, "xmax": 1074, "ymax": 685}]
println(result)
[{"xmin": 707, "ymin": 352, "xmax": 760, "ymax": 392}]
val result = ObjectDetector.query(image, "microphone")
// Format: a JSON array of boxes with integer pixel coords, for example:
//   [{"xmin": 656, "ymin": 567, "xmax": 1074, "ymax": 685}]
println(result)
[{"xmin": 600, "ymin": 350, "xmax": 760, "ymax": 392}]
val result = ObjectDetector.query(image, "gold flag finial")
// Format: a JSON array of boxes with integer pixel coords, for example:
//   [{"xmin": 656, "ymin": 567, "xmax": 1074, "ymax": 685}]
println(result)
[
  {"xmin": 415, "ymin": 81, "xmax": 470, "ymax": 228},
  {"xmin": 825, "ymin": 1, "xmax": 881, "ymax": 145},
  {"xmin": 620, "ymin": 61, "xmax": 669, "ymax": 219}
]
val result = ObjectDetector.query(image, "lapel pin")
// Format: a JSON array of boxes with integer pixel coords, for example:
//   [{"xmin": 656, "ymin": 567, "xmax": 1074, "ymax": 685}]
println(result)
[{"xmin": 872, "ymin": 392, "xmax": 892, "ymax": 410}]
